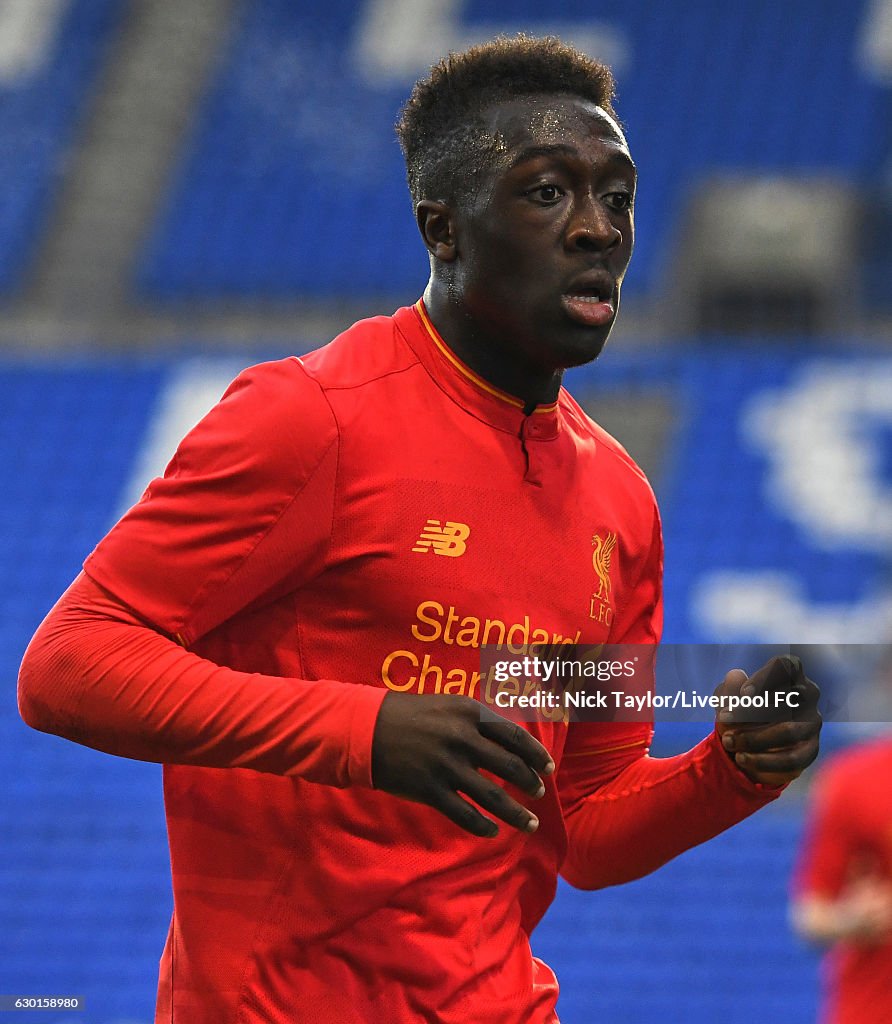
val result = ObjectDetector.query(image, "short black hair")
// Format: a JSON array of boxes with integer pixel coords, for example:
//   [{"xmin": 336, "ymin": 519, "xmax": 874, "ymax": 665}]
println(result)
[{"xmin": 396, "ymin": 34, "xmax": 617, "ymax": 207}]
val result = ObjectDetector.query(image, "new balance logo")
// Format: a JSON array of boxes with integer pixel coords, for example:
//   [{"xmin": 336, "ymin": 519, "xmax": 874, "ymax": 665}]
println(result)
[{"xmin": 412, "ymin": 519, "xmax": 470, "ymax": 557}]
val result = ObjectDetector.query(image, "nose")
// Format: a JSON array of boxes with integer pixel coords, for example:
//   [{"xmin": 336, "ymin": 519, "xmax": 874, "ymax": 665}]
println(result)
[{"xmin": 565, "ymin": 196, "xmax": 622, "ymax": 254}]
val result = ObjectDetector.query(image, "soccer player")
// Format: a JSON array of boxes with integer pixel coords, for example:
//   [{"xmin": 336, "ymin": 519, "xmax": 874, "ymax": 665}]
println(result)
[
  {"xmin": 791, "ymin": 736, "xmax": 892, "ymax": 1024},
  {"xmin": 18, "ymin": 35, "xmax": 821, "ymax": 1024}
]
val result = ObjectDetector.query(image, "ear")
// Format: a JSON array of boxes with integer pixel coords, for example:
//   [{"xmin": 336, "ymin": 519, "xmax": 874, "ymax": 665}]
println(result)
[{"xmin": 416, "ymin": 200, "xmax": 458, "ymax": 262}]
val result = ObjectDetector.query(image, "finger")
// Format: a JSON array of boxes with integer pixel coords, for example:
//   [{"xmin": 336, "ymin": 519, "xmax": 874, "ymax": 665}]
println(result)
[
  {"xmin": 716, "ymin": 659, "xmax": 812, "ymax": 726},
  {"xmin": 777, "ymin": 659, "xmax": 822, "ymax": 719},
  {"xmin": 714, "ymin": 669, "xmax": 758, "ymax": 724},
  {"xmin": 721, "ymin": 697, "xmax": 822, "ymax": 735},
  {"xmin": 742, "ymin": 655, "xmax": 803, "ymax": 698},
  {"xmin": 474, "ymin": 742, "xmax": 546, "ymax": 798},
  {"xmin": 456, "ymin": 770, "xmax": 539, "ymax": 834},
  {"xmin": 478, "ymin": 715, "xmax": 555, "ymax": 776},
  {"xmin": 735, "ymin": 740, "xmax": 819, "ymax": 776},
  {"xmin": 792, "ymin": 678, "xmax": 821, "ymax": 716},
  {"xmin": 716, "ymin": 702, "xmax": 782, "ymax": 727},
  {"xmin": 723, "ymin": 719, "xmax": 820, "ymax": 754},
  {"xmin": 434, "ymin": 790, "xmax": 501, "ymax": 839},
  {"xmin": 713, "ymin": 668, "xmax": 748, "ymax": 698}
]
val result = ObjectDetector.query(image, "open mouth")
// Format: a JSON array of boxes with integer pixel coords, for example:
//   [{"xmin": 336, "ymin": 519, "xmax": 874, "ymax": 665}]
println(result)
[{"xmin": 561, "ymin": 286, "xmax": 615, "ymax": 327}]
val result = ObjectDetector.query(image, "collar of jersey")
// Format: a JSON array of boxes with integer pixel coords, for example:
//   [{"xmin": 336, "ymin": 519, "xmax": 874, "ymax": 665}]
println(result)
[{"xmin": 395, "ymin": 299, "xmax": 561, "ymax": 439}]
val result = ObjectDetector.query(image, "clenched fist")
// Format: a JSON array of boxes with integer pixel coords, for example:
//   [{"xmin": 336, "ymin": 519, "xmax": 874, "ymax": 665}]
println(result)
[{"xmin": 714, "ymin": 655, "xmax": 821, "ymax": 786}]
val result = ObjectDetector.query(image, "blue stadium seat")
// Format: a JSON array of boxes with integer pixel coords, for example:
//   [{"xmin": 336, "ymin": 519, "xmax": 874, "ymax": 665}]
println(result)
[
  {"xmin": 533, "ymin": 814, "xmax": 820, "ymax": 1024},
  {"xmin": 0, "ymin": 0, "xmax": 123, "ymax": 294},
  {"xmin": 137, "ymin": 0, "xmax": 890, "ymax": 302},
  {"xmin": 0, "ymin": 363, "xmax": 168, "ymax": 1022}
]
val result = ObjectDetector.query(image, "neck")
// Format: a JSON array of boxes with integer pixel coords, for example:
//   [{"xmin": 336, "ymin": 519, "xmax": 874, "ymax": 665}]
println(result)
[{"xmin": 422, "ymin": 281, "xmax": 563, "ymax": 413}]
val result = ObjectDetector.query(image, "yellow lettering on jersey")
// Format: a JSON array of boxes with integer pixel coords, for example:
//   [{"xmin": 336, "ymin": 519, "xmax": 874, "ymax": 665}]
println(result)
[{"xmin": 412, "ymin": 601, "xmax": 444, "ymax": 642}]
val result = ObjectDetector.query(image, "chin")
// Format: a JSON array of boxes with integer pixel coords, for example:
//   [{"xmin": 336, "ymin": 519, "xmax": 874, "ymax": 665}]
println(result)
[{"xmin": 555, "ymin": 324, "xmax": 613, "ymax": 369}]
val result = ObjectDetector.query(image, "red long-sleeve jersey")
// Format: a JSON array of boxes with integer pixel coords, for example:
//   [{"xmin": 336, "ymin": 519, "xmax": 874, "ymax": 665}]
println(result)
[
  {"xmin": 793, "ymin": 740, "xmax": 892, "ymax": 1024},
  {"xmin": 19, "ymin": 300, "xmax": 780, "ymax": 1023}
]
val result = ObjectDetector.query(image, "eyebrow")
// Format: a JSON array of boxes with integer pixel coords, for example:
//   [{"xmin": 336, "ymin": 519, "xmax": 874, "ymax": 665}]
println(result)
[
  {"xmin": 508, "ymin": 143, "xmax": 637, "ymax": 176},
  {"xmin": 508, "ymin": 143, "xmax": 579, "ymax": 168}
]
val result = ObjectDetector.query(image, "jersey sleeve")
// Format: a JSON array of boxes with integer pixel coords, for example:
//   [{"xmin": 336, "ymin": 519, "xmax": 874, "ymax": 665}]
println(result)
[
  {"xmin": 20, "ymin": 360, "xmax": 388, "ymax": 786},
  {"xmin": 558, "ymin": 729, "xmax": 782, "ymax": 889},
  {"xmin": 85, "ymin": 356, "xmax": 337, "ymax": 646},
  {"xmin": 557, "ymin": 496, "xmax": 782, "ymax": 890},
  {"xmin": 19, "ymin": 572, "xmax": 385, "ymax": 786}
]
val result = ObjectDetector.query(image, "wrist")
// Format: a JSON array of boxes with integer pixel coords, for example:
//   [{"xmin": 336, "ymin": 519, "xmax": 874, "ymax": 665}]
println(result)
[{"xmin": 710, "ymin": 727, "xmax": 787, "ymax": 795}]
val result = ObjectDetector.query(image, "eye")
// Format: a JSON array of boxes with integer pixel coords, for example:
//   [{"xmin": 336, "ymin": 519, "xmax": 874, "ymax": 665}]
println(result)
[
  {"xmin": 526, "ymin": 183, "xmax": 565, "ymax": 205},
  {"xmin": 604, "ymin": 190, "xmax": 634, "ymax": 213}
]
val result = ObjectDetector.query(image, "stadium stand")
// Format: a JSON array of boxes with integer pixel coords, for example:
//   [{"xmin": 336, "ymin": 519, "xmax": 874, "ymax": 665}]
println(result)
[
  {"xmin": 137, "ymin": 0, "xmax": 891, "ymax": 303},
  {"xmin": 0, "ymin": 0, "xmax": 123, "ymax": 294}
]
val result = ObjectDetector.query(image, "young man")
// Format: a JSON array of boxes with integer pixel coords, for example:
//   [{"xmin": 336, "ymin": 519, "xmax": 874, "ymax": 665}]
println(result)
[
  {"xmin": 791, "ymin": 737, "xmax": 892, "ymax": 1024},
  {"xmin": 19, "ymin": 35, "xmax": 821, "ymax": 1024}
]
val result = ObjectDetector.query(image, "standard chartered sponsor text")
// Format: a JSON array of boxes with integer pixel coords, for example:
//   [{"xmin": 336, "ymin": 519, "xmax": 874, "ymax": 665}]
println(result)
[{"xmin": 380, "ymin": 600, "xmax": 584, "ymax": 698}]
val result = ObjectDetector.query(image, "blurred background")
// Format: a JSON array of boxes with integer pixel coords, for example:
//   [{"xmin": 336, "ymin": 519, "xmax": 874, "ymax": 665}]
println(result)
[{"xmin": 2, "ymin": 1, "xmax": 891, "ymax": 1021}]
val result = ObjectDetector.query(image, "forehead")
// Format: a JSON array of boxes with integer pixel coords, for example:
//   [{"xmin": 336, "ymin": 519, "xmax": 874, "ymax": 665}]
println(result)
[{"xmin": 480, "ymin": 94, "xmax": 631, "ymax": 162}]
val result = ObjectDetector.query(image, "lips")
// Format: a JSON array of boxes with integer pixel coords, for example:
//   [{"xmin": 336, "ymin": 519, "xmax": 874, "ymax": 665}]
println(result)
[{"xmin": 561, "ymin": 269, "xmax": 617, "ymax": 328}]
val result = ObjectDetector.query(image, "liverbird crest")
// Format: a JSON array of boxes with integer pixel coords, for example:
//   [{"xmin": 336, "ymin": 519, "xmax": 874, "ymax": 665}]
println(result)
[{"xmin": 591, "ymin": 532, "xmax": 617, "ymax": 602}]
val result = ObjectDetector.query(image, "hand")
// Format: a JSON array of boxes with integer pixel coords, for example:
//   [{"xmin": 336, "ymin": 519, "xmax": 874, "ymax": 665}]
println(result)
[
  {"xmin": 714, "ymin": 655, "xmax": 821, "ymax": 786},
  {"xmin": 794, "ymin": 879, "xmax": 892, "ymax": 947},
  {"xmin": 371, "ymin": 691, "xmax": 555, "ymax": 838},
  {"xmin": 841, "ymin": 878, "xmax": 892, "ymax": 944}
]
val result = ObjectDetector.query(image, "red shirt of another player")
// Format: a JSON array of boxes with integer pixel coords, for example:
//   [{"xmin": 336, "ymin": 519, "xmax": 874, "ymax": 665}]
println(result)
[{"xmin": 793, "ymin": 739, "xmax": 892, "ymax": 1024}]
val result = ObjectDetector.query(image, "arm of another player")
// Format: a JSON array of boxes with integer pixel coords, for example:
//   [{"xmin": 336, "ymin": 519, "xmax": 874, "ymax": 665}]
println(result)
[
  {"xmin": 792, "ymin": 880, "xmax": 892, "ymax": 947},
  {"xmin": 790, "ymin": 752, "xmax": 892, "ymax": 947}
]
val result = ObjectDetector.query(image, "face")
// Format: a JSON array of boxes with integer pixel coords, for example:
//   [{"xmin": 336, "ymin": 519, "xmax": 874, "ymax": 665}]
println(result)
[{"xmin": 447, "ymin": 94, "xmax": 636, "ymax": 371}]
